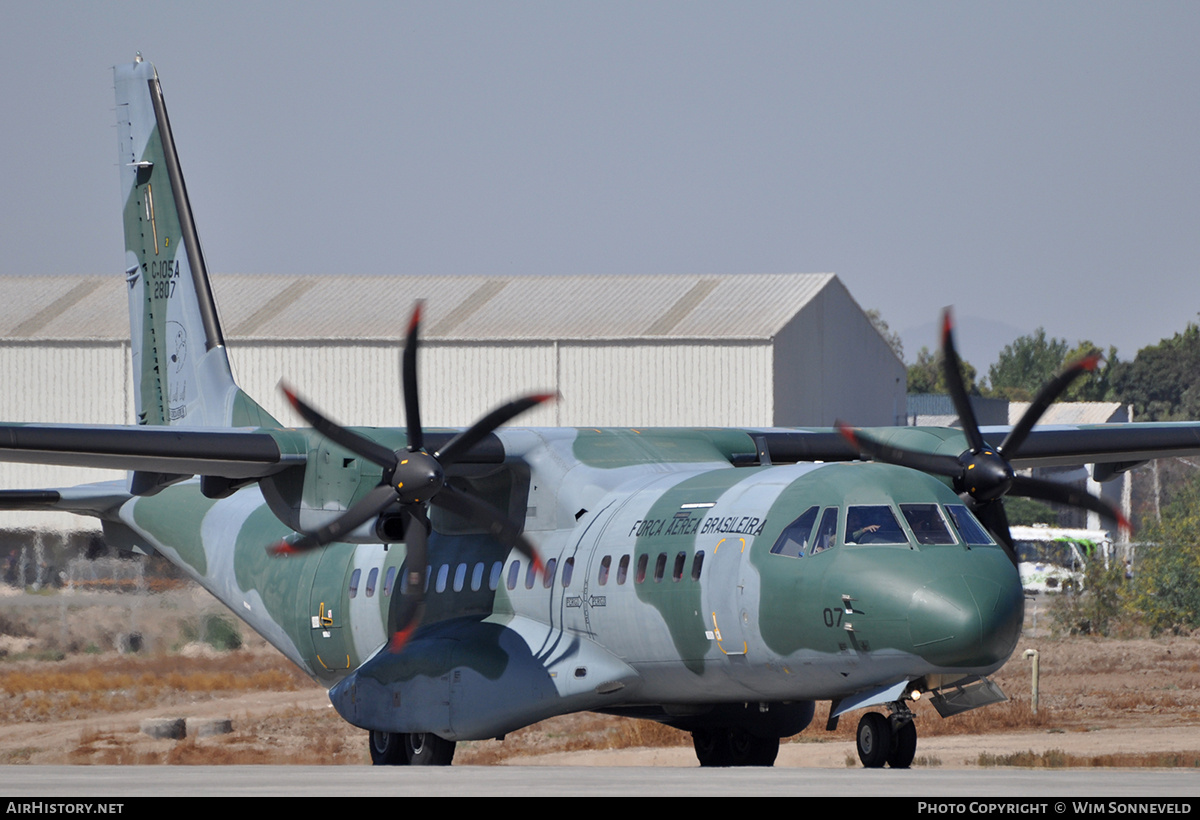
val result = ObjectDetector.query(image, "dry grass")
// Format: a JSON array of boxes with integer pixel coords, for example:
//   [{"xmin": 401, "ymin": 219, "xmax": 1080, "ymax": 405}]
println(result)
[{"xmin": 978, "ymin": 749, "xmax": 1200, "ymax": 768}]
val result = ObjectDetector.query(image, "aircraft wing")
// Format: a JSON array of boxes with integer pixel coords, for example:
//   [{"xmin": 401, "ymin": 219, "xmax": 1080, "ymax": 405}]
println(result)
[{"xmin": 0, "ymin": 423, "xmax": 306, "ymax": 479}]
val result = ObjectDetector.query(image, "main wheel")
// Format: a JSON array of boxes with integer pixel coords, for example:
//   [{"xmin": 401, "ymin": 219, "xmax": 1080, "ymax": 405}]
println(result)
[
  {"xmin": 405, "ymin": 731, "xmax": 456, "ymax": 766},
  {"xmin": 368, "ymin": 730, "xmax": 408, "ymax": 766},
  {"xmin": 887, "ymin": 719, "xmax": 917, "ymax": 769},
  {"xmin": 728, "ymin": 728, "xmax": 779, "ymax": 766},
  {"xmin": 692, "ymin": 728, "xmax": 732, "ymax": 767},
  {"xmin": 856, "ymin": 712, "xmax": 892, "ymax": 768}
]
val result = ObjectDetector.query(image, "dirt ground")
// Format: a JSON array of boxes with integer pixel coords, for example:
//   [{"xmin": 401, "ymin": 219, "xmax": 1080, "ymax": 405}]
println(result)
[{"xmin": 0, "ymin": 585, "xmax": 1198, "ymax": 768}]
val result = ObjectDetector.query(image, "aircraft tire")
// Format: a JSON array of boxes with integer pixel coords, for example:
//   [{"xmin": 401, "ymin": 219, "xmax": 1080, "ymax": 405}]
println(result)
[
  {"xmin": 887, "ymin": 720, "xmax": 917, "ymax": 769},
  {"xmin": 691, "ymin": 729, "xmax": 732, "ymax": 767},
  {"xmin": 405, "ymin": 732, "xmax": 456, "ymax": 766},
  {"xmin": 856, "ymin": 712, "xmax": 892, "ymax": 768},
  {"xmin": 728, "ymin": 729, "xmax": 779, "ymax": 766},
  {"xmin": 368, "ymin": 730, "xmax": 408, "ymax": 766}
]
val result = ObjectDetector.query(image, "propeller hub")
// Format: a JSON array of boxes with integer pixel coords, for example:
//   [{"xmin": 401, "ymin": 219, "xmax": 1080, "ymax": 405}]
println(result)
[
  {"xmin": 956, "ymin": 449, "xmax": 1014, "ymax": 503},
  {"xmin": 390, "ymin": 451, "xmax": 444, "ymax": 504}
]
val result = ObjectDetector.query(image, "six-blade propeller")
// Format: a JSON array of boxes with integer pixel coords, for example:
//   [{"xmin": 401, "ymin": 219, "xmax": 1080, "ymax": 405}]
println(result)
[
  {"xmin": 839, "ymin": 308, "xmax": 1129, "ymax": 563},
  {"xmin": 269, "ymin": 302, "xmax": 551, "ymax": 651}
]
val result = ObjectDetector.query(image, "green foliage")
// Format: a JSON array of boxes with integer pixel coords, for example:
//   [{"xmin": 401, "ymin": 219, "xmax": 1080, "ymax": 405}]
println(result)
[
  {"xmin": 1111, "ymin": 323, "xmax": 1200, "ymax": 421},
  {"xmin": 1048, "ymin": 558, "xmax": 1127, "ymax": 636},
  {"xmin": 906, "ymin": 346, "xmax": 979, "ymax": 395},
  {"xmin": 866, "ymin": 308, "xmax": 904, "ymax": 362},
  {"xmin": 1128, "ymin": 472, "xmax": 1200, "ymax": 634},
  {"xmin": 987, "ymin": 329, "xmax": 1071, "ymax": 401},
  {"xmin": 1003, "ymin": 497, "xmax": 1058, "ymax": 526},
  {"xmin": 181, "ymin": 614, "xmax": 243, "ymax": 651}
]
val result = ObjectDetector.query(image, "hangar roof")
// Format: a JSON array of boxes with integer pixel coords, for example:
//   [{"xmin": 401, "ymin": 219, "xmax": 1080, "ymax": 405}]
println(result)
[{"xmin": 0, "ymin": 273, "xmax": 837, "ymax": 343}]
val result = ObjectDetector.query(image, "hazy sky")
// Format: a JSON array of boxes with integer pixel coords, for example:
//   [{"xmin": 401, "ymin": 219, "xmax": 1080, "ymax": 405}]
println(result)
[{"xmin": 2, "ymin": 2, "xmax": 1198, "ymax": 370}]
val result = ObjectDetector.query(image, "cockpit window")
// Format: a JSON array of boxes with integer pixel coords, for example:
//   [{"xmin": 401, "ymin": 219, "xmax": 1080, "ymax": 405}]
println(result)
[
  {"xmin": 900, "ymin": 504, "xmax": 957, "ymax": 545},
  {"xmin": 846, "ymin": 505, "xmax": 907, "ymax": 544},
  {"xmin": 770, "ymin": 506, "xmax": 820, "ymax": 558},
  {"xmin": 812, "ymin": 507, "xmax": 838, "ymax": 553},
  {"xmin": 945, "ymin": 504, "xmax": 996, "ymax": 545}
]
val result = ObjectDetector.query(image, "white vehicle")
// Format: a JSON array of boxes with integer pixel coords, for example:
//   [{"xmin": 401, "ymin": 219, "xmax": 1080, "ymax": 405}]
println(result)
[{"xmin": 1010, "ymin": 525, "xmax": 1114, "ymax": 593}]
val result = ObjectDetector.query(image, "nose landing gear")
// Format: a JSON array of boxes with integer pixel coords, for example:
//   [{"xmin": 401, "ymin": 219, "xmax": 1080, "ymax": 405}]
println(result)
[{"xmin": 856, "ymin": 707, "xmax": 917, "ymax": 769}]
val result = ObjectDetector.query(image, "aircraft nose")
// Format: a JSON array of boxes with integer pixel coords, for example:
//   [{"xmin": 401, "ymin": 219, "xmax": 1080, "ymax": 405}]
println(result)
[{"xmin": 908, "ymin": 573, "xmax": 1023, "ymax": 669}]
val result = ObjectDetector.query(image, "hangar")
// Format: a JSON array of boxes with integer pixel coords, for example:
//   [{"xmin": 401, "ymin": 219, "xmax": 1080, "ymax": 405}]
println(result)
[{"xmin": 0, "ymin": 271, "xmax": 905, "ymax": 536}]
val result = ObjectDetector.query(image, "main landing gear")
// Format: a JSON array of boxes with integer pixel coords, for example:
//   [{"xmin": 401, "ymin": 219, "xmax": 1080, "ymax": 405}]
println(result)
[
  {"xmin": 691, "ymin": 727, "xmax": 780, "ymax": 767},
  {"xmin": 369, "ymin": 730, "xmax": 457, "ymax": 766},
  {"xmin": 855, "ymin": 707, "xmax": 917, "ymax": 769}
]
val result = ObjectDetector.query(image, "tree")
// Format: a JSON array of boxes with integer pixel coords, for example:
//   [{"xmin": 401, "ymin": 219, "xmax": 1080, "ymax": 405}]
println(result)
[
  {"xmin": 1110, "ymin": 323, "xmax": 1200, "ymax": 420},
  {"xmin": 987, "ymin": 329, "xmax": 1070, "ymax": 401},
  {"xmin": 865, "ymin": 308, "xmax": 903, "ymax": 362},
  {"xmin": 1126, "ymin": 469, "xmax": 1200, "ymax": 635},
  {"xmin": 906, "ymin": 346, "xmax": 979, "ymax": 395}
]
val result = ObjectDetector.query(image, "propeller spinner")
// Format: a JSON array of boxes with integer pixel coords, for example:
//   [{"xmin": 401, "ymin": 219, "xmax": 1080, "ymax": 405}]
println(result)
[
  {"xmin": 269, "ymin": 302, "xmax": 551, "ymax": 651},
  {"xmin": 839, "ymin": 309, "xmax": 1128, "ymax": 563}
]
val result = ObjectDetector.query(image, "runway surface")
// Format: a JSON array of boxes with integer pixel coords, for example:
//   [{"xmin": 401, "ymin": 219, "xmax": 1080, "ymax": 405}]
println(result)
[{"xmin": 0, "ymin": 765, "xmax": 1197, "ymax": 797}]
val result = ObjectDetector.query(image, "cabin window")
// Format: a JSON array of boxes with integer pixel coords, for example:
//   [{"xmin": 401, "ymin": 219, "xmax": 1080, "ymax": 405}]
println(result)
[
  {"xmin": 945, "ymin": 504, "xmax": 996, "ymax": 546},
  {"xmin": 672, "ymin": 552, "xmax": 686, "ymax": 581},
  {"xmin": 543, "ymin": 558, "xmax": 558, "ymax": 589},
  {"xmin": 845, "ymin": 505, "xmax": 907, "ymax": 545},
  {"xmin": 489, "ymin": 561, "xmax": 503, "ymax": 591},
  {"xmin": 812, "ymin": 508, "xmax": 839, "ymax": 553},
  {"xmin": 654, "ymin": 553, "xmax": 667, "ymax": 583},
  {"xmin": 691, "ymin": 551, "xmax": 704, "ymax": 580},
  {"xmin": 507, "ymin": 560, "xmax": 521, "ymax": 590},
  {"xmin": 348, "ymin": 568, "xmax": 361, "ymax": 598},
  {"xmin": 770, "ymin": 506, "xmax": 820, "ymax": 558},
  {"xmin": 635, "ymin": 554, "xmax": 649, "ymax": 584},
  {"xmin": 618, "ymin": 555, "xmax": 630, "ymax": 585},
  {"xmin": 525, "ymin": 561, "xmax": 538, "ymax": 589},
  {"xmin": 436, "ymin": 564, "xmax": 450, "ymax": 593},
  {"xmin": 365, "ymin": 567, "xmax": 379, "ymax": 597},
  {"xmin": 598, "ymin": 555, "xmax": 612, "ymax": 585},
  {"xmin": 562, "ymin": 557, "xmax": 575, "ymax": 588},
  {"xmin": 453, "ymin": 563, "xmax": 467, "ymax": 592},
  {"xmin": 383, "ymin": 566, "xmax": 397, "ymax": 597},
  {"xmin": 471, "ymin": 562, "xmax": 486, "ymax": 591},
  {"xmin": 900, "ymin": 504, "xmax": 957, "ymax": 545}
]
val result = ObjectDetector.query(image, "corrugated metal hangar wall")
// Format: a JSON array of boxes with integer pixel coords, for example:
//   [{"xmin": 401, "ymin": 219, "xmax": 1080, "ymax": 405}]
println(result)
[{"xmin": 0, "ymin": 272, "xmax": 905, "ymax": 533}]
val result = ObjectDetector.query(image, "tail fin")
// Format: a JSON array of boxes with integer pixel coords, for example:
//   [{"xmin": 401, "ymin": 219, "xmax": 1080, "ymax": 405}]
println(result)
[{"xmin": 114, "ymin": 56, "xmax": 277, "ymax": 430}]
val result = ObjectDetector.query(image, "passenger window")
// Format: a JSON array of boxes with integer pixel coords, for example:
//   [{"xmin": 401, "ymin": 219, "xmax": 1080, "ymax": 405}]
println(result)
[
  {"xmin": 691, "ymin": 551, "xmax": 704, "ymax": 581},
  {"xmin": 348, "ymin": 568, "xmax": 361, "ymax": 598},
  {"xmin": 900, "ymin": 504, "xmax": 957, "ymax": 545},
  {"xmin": 635, "ymin": 554, "xmax": 648, "ymax": 584},
  {"xmin": 846, "ymin": 505, "xmax": 907, "ymax": 545},
  {"xmin": 543, "ymin": 557, "xmax": 558, "ymax": 589},
  {"xmin": 383, "ymin": 566, "xmax": 397, "ymax": 597},
  {"xmin": 489, "ymin": 561, "xmax": 502, "ymax": 591},
  {"xmin": 770, "ymin": 506, "xmax": 820, "ymax": 558},
  {"xmin": 563, "ymin": 557, "xmax": 575, "ymax": 587},
  {"xmin": 453, "ymin": 563, "xmax": 467, "ymax": 592},
  {"xmin": 672, "ymin": 552, "xmax": 686, "ymax": 581},
  {"xmin": 618, "ymin": 555, "xmax": 630, "ymax": 585},
  {"xmin": 525, "ymin": 561, "xmax": 538, "ymax": 589},
  {"xmin": 598, "ymin": 555, "xmax": 612, "ymax": 585},
  {"xmin": 812, "ymin": 508, "xmax": 839, "ymax": 553},
  {"xmin": 436, "ymin": 564, "xmax": 449, "ymax": 593},
  {"xmin": 654, "ymin": 553, "xmax": 667, "ymax": 583},
  {"xmin": 365, "ymin": 567, "xmax": 379, "ymax": 597},
  {"xmin": 507, "ymin": 560, "xmax": 520, "ymax": 590},
  {"xmin": 471, "ymin": 562, "xmax": 485, "ymax": 591}
]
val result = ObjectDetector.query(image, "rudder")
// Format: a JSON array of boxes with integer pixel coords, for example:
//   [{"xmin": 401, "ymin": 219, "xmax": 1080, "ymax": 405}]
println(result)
[{"xmin": 114, "ymin": 55, "xmax": 277, "ymax": 430}]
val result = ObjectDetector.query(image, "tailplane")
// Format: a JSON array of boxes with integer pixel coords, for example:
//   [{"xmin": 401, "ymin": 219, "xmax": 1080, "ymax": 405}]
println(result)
[{"xmin": 114, "ymin": 55, "xmax": 277, "ymax": 430}]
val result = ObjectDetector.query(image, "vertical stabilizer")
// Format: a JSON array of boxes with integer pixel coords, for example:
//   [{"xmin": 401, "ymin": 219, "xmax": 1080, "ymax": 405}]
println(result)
[{"xmin": 114, "ymin": 56, "xmax": 277, "ymax": 429}]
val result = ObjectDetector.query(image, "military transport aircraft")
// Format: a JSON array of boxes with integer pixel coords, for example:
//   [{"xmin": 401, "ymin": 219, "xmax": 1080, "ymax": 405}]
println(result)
[{"xmin": 3, "ymin": 56, "xmax": 1200, "ymax": 769}]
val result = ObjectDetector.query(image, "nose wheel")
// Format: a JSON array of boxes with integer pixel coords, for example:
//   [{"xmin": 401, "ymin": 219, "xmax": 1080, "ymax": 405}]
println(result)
[{"xmin": 856, "ymin": 711, "xmax": 917, "ymax": 769}]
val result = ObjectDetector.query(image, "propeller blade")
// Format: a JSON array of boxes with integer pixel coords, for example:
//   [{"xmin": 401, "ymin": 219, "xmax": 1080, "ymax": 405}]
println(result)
[
  {"xmin": 837, "ymin": 422, "xmax": 963, "ymax": 478},
  {"xmin": 1009, "ymin": 475, "xmax": 1131, "ymax": 533},
  {"xmin": 435, "ymin": 393, "xmax": 557, "ymax": 467},
  {"xmin": 268, "ymin": 483, "xmax": 399, "ymax": 555},
  {"xmin": 999, "ymin": 353, "xmax": 1102, "ymax": 458},
  {"xmin": 403, "ymin": 302, "xmax": 424, "ymax": 453},
  {"xmin": 971, "ymin": 498, "xmax": 1018, "ymax": 566},
  {"xmin": 387, "ymin": 506, "xmax": 430, "ymax": 652},
  {"xmin": 940, "ymin": 309, "xmax": 986, "ymax": 455},
  {"xmin": 431, "ymin": 483, "xmax": 543, "ymax": 571},
  {"xmin": 280, "ymin": 384, "xmax": 399, "ymax": 471}
]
